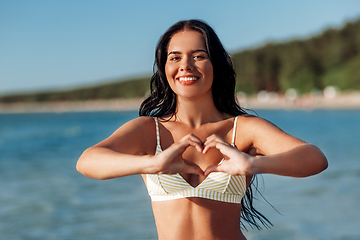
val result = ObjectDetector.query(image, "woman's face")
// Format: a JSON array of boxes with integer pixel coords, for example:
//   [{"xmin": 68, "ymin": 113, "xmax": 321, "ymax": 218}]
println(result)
[{"xmin": 165, "ymin": 30, "xmax": 214, "ymax": 100}]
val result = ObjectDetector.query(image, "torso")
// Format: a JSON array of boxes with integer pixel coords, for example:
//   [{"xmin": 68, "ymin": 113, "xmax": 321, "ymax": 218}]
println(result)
[
  {"xmin": 138, "ymin": 115, "xmax": 254, "ymax": 240},
  {"xmin": 152, "ymin": 198, "xmax": 245, "ymax": 240}
]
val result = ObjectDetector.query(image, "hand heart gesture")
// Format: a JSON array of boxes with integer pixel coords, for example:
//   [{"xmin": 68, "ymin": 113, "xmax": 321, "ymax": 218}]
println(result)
[{"xmin": 203, "ymin": 134, "xmax": 253, "ymax": 177}]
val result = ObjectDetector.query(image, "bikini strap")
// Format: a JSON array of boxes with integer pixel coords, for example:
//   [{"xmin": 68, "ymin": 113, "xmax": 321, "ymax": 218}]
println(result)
[
  {"xmin": 154, "ymin": 117, "xmax": 162, "ymax": 153},
  {"xmin": 154, "ymin": 117, "xmax": 161, "ymax": 146},
  {"xmin": 231, "ymin": 116, "xmax": 239, "ymax": 146}
]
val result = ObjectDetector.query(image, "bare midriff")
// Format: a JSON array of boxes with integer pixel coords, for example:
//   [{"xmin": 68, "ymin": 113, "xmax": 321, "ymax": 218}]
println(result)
[{"xmin": 152, "ymin": 198, "xmax": 246, "ymax": 240}]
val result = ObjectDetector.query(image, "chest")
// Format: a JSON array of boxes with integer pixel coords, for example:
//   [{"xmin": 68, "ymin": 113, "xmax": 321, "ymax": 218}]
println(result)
[{"xmin": 157, "ymin": 122, "xmax": 235, "ymax": 186}]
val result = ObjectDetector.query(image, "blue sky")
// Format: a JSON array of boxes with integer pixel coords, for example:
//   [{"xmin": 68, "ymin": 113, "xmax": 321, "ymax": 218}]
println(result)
[{"xmin": 1, "ymin": 0, "xmax": 360, "ymax": 95}]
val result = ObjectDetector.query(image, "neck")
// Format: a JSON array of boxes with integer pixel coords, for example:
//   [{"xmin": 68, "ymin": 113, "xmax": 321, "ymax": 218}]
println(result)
[{"xmin": 174, "ymin": 95, "xmax": 227, "ymax": 128}]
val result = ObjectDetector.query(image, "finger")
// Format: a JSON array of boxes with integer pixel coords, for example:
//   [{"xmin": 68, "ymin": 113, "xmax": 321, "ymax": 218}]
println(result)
[
  {"xmin": 203, "ymin": 135, "xmax": 230, "ymax": 154},
  {"xmin": 180, "ymin": 133, "xmax": 201, "ymax": 142},
  {"xmin": 202, "ymin": 135, "xmax": 217, "ymax": 153},
  {"xmin": 167, "ymin": 141, "xmax": 189, "ymax": 156},
  {"xmin": 162, "ymin": 136, "xmax": 203, "ymax": 162},
  {"xmin": 189, "ymin": 139, "xmax": 204, "ymax": 152},
  {"xmin": 180, "ymin": 134, "xmax": 204, "ymax": 152},
  {"xmin": 202, "ymin": 140, "xmax": 215, "ymax": 154}
]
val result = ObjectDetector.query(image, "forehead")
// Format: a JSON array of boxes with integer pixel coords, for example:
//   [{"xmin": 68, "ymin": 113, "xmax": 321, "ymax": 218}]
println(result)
[{"xmin": 167, "ymin": 30, "xmax": 206, "ymax": 52}]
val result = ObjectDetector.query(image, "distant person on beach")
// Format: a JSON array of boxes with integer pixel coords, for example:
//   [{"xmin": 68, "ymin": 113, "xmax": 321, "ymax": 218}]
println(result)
[{"xmin": 76, "ymin": 19, "xmax": 328, "ymax": 240}]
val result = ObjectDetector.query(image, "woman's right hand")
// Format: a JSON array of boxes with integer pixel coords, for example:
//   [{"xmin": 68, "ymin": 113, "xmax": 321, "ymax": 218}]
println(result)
[{"xmin": 153, "ymin": 134, "xmax": 204, "ymax": 176}]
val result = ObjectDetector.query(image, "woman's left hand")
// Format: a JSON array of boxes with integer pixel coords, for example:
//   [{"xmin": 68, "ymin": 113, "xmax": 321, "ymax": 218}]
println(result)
[{"xmin": 203, "ymin": 134, "xmax": 255, "ymax": 177}]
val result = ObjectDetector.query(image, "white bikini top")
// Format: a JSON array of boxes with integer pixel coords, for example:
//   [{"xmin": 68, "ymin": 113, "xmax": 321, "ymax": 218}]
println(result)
[{"xmin": 146, "ymin": 116, "xmax": 246, "ymax": 204}]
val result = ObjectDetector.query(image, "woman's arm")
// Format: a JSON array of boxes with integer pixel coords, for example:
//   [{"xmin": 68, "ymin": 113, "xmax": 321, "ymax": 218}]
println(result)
[
  {"xmin": 76, "ymin": 146, "xmax": 156, "ymax": 180},
  {"xmin": 76, "ymin": 117, "xmax": 156, "ymax": 179},
  {"xmin": 203, "ymin": 116, "xmax": 328, "ymax": 177},
  {"xmin": 250, "ymin": 143, "xmax": 328, "ymax": 177},
  {"xmin": 247, "ymin": 116, "xmax": 328, "ymax": 177},
  {"xmin": 76, "ymin": 117, "xmax": 203, "ymax": 180}
]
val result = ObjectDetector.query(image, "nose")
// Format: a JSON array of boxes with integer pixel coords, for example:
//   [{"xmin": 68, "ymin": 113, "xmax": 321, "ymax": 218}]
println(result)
[{"xmin": 180, "ymin": 57, "xmax": 194, "ymax": 71}]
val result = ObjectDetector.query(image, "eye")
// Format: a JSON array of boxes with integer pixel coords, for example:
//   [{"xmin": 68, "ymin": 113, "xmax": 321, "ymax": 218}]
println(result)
[
  {"xmin": 168, "ymin": 56, "xmax": 180, "ymax": 61},
  {"xmin": 193, "ymin": 55, "xmax": 207, "ymax": 61}
]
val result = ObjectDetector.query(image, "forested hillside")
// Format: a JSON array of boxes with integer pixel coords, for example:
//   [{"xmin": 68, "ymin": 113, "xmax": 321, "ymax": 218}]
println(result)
[
  {"xmin": 232, "ymin": 18, "xmax": 360, "ymax": 94},
  {"xmin": 1, "ymin": 18, "xmax": 359, "ymax": 103},
  {"xmin": 0, "ymin": 76, "xmax": 151, "ymax": 103}
]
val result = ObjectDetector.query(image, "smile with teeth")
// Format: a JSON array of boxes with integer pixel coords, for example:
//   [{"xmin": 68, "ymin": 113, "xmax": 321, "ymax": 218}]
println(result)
[{"xmin": 178, "ymin": 77, "xmax": 199, "ymax": 82}]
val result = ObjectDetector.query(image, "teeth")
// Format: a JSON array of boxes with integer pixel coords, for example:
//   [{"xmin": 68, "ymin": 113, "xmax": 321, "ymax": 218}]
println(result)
[{"xmin": 178, "ymin": 77, "xmax": 197, "ymax": 81}]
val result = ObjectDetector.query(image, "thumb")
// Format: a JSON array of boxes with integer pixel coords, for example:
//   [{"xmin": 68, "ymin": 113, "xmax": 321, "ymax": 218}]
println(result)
[{"xmin": 204, "ymin": 164, "xmax": 221, "ymax": 178}]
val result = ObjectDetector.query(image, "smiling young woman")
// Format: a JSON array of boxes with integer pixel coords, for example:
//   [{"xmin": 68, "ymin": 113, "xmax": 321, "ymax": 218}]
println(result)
[
  {"xmin": 76, "ymin": 19, "xmax": 328, "ymax": 240},
  {"xmin": 165, "ymin": 30, "xmax": 214, "ymax": 100}
]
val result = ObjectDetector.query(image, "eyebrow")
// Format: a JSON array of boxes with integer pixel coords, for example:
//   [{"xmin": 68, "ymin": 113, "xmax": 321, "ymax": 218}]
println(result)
[{"xmin": 167, "ymin": 49, "xmax": 208, "ymax": 56}]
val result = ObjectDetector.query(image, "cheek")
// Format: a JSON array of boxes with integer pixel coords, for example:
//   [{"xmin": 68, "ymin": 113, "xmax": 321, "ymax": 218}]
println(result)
[
  {"xmin": 165, "ymin": 63, "xmax": 178, "ymax": 83},
  {"xmin": 199, "ymin": 60, "xmax": 213, "ymax": 73},
  {"xmin": 165, "ymin": 63, "xmax": 173, "ymax": 78},
  {"xmin": 203, "ymin": 63, "xmax": 214, "ymax": 80},
  {"xmin": 165, "ymin": 64, "xmax": 176, "ymax": 89},
  {"xmin": 207, "ymin": 62, "xmax": 214, "ymax": 75}
]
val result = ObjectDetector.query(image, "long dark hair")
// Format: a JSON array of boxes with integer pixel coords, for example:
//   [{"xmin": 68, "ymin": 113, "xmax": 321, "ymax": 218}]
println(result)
[
  {"xmin": 139, "ymin": 19, "xmax": 246, "ymax": 117},
  {"xmin": 139, "ymin": 19, "xmax": 271, "ymax": 230}
]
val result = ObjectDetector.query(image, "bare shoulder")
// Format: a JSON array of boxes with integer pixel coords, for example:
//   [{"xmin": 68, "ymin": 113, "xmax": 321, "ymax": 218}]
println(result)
[
  {"xmin": 237, "ymin": 114, "xmax": 281, "ymax": 131},
  {"xmin": 236, "ymin": 114, "xmax": 306, "ymax": 155},
  {"xmin": 96, "ymin": 116, "xmax": 157, "ymax": 155},
  {"xmin": 119, "ymin": 116, "xmax": 156, "ymax": 131},
  {"xmin": 113, "ymin": 116, "xmax": 157, "ymax": 139}
]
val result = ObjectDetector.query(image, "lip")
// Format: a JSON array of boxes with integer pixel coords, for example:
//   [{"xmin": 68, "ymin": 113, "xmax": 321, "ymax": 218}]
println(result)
[{"xmin": 176, "ymin": 75, "xmax": 199, "ymax": 85}]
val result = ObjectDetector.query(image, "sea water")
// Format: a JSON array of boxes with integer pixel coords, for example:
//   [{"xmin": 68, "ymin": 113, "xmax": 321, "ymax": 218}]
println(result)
[{"xmin": 0, "ymin": 110, "xmax": 359, "ymax": 240}]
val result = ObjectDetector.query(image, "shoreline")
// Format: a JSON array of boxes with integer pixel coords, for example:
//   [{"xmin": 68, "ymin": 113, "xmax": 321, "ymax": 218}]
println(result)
[
  {"xmin": 238, "ymin": 90, "xmax": 360, "ymax": 110},
  {"xmin": 1, "ymin": 91, "xmax": 360, "ymax": 114}
]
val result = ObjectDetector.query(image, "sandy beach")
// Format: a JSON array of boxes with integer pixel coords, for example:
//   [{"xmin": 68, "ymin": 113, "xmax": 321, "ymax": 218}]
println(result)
[
  {"xmin": 238, "ymin": 90, "xmax": 360, "ymax": 110},
  {"xmin": 1, "ymin": 91, "xmax": 360, "ymax": 113}
]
